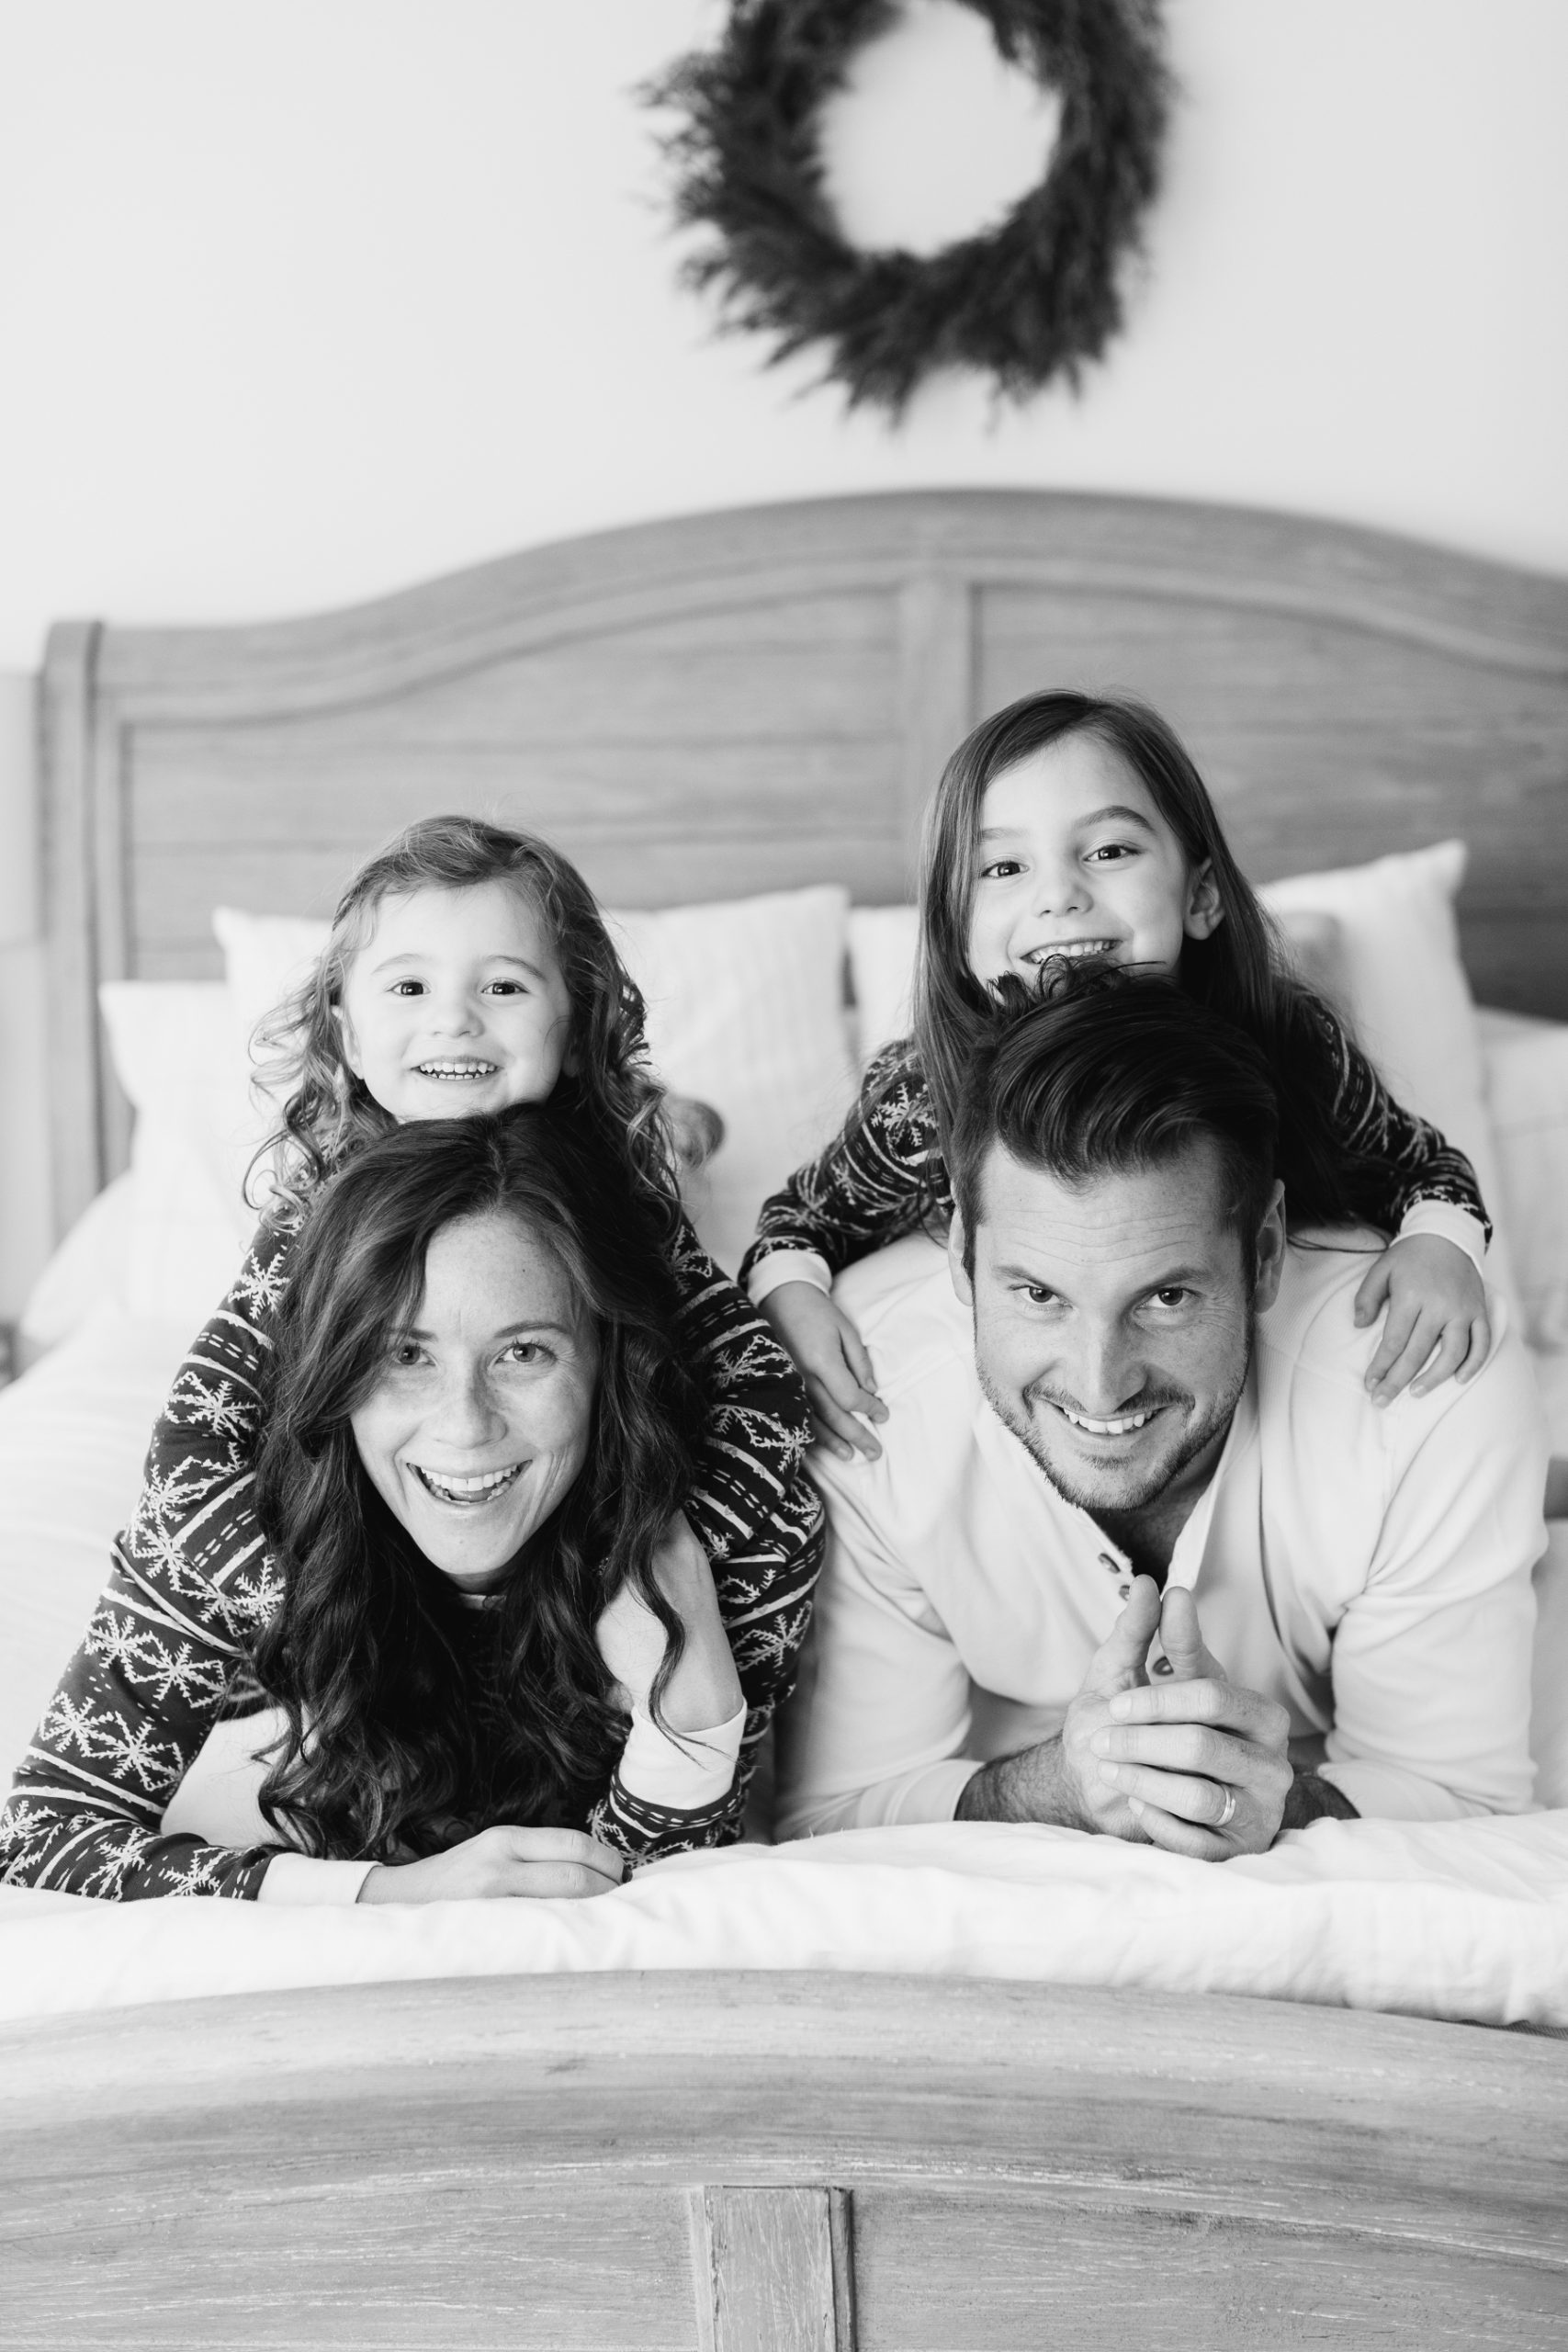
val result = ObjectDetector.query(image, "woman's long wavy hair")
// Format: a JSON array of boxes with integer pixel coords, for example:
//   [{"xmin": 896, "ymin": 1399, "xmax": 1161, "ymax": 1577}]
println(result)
[
  {"xmin": 911, "ymin": 689, "xmax": 1408, "ymax": 1235},
  {"xmin": 251, "ymin": 814, "xmax": 680, "ymax": 1239},
  {"xmin": 250, "ymin": 1105, "xmax": 703, "ymax": 1863}
]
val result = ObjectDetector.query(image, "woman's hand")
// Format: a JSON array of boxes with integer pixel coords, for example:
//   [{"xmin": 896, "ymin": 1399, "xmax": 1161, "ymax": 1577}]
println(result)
[
  {"xmin": 355, "ymin": 1825, "xmax": 625, "ymax": 1904},
  {"xmin": 760, "ymin": 1281, "xmax": 888, "ymax": 1461},
  {"xmin": 1353, "ymin": 1234, "xmax": 1490, "ymax": 1405},
  {"xmin": 596, "ymin": 1510, "xmax": 742, "ymax": 1734}
]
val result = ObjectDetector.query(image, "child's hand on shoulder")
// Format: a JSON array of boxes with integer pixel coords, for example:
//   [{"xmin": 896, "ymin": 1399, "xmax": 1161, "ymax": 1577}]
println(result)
[
  {"xmin": 1353, "ymin": 1234, "xmax": 1490, "ymax": 1407},
  {"xmin": 761, "ymin": 1282, "xmax": 888, "ymax": 1463}
]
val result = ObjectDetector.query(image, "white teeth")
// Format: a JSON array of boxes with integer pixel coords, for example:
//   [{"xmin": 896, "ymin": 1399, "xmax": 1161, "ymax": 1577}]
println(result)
[
  {"xmin": 1025, "ymin": 941, "xmax": 1118, "ymax": 964},
  {"xmin": 1060, "ymin": 1407, "xmax": 1154, "ymax": 1436},
  {"xmin": 414, "ymin": 1463, "xmax": 522, "ymax": 1504},
  {"xmin": 415, "ymin": 1060, "xmax": 497, "ymax": 1079}
]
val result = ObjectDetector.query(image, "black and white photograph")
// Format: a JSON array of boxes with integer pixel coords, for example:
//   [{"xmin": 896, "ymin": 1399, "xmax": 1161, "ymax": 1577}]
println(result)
[{"xmin": 1, "ymin": 4, "xmax": 1565, "ymax": 2343}]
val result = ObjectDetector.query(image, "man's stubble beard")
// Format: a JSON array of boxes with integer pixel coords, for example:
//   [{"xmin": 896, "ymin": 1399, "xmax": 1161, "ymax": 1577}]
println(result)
[{"xmin": 976, "ymin": 1316, "xmax": 1255, "ymax": 1520}]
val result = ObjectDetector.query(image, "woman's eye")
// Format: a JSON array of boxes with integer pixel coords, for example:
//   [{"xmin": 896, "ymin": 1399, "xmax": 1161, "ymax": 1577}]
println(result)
[
  {"xmin": 501, "ymin": 1340, "xmax": 548, "ymax": 1367},
  {"xmin": 389, "ymin": 1341, "xmax": 427, "ymax": 1368}
]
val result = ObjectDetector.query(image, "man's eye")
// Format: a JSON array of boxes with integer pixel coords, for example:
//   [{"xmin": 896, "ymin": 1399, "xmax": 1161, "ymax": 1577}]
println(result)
[
  {"xmin": 1021, "ymin": 1286, "xmax": 1060, "ymax": 1306},
  {"xmin": 1151, "ymin": 1287, "xmax": 1190, "ymax": 1309}
]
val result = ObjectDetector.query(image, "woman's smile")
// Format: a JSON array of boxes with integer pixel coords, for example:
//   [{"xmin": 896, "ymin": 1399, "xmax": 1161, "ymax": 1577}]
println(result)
[{"xmin": 409, "ymin": 1459, "xmax": 526, "ymax": 1506}]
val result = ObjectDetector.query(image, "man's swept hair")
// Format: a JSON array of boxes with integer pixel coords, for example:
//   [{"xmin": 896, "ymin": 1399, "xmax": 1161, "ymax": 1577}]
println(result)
[{"xmin": 948, "ymin": 967, "xmax": 1280, "ymax": 1268}]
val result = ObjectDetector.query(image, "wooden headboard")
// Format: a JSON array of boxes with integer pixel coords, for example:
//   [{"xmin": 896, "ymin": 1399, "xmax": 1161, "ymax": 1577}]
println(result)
[{"xmin": 40, "ymin": 489, "xmax": 1568, "ymax": 1239}]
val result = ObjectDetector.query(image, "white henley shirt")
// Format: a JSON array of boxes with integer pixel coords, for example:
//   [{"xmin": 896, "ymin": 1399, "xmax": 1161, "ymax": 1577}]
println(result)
[{"xmin": 776, "ymin": 1233, "xmax": 1545, "ymax": 1840}]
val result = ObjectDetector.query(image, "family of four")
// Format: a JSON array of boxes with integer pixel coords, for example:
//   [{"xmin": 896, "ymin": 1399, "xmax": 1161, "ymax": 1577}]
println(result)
[{"xmin": 0, "ymin": 691, "xmax": 1544, "ymax": 1903}]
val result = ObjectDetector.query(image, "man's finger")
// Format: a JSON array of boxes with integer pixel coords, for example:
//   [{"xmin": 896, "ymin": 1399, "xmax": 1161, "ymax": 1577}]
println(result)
[
  {"xmin": 1158, "ymin": 1586, "xmax": 1223, "ymax": 1684},
  {"xmin": 1110, "ymin": 1677, "xmax": 1291, "ymax": 1746},
  {"xmin": 1081, "ymin": 1576, "xmax": 1161, "ymax": 1698},
  {"xmin": 1124, "ymin": 1794, "xmax": 1228, "ymax": 1861},
  {"xmin": 1098, "ymin": 1758, "xmax": 1237, "ymax": 1829}
]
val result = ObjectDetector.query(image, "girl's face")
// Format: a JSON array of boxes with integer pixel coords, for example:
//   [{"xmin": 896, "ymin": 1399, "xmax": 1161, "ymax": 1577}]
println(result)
[
  {"xmin": 351, "ymin": 1208, "xmax": 599, "ymax": 1594},
  {"xmin": 337, "ymin": 881, "xmax": 574, "ymax": 1122},
  {"xmin": 965, "ymin": 733, "xmax": 1222, "ymax": 989}
]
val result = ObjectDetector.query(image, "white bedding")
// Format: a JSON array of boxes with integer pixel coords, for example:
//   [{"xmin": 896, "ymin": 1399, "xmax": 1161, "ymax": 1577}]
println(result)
[
  {"xmin": 1, "ymin": 1812, "xmax": 1564, "ymax": 2030},
  {"xmin": 3, "ymin": 1310, "xmax": 1567, "ymax": 2034}
]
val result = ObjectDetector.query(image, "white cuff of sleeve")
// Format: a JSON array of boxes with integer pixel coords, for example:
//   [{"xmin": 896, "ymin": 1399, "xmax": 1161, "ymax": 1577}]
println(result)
[
  {"xmin": 1394, "ymin": 1203, "xmax": 1488, "ymax": 1273},
  {"xmin": 619, "ymin": 1701, "xmax": 746, "ymax": 1811},
  {"xmin": 745, "ymin": 1250, "xmax": 833, "ymax": 1306},
  {"xmin": 258, "ymin": 1851, "xmax": 379, "ymax": 1905}
]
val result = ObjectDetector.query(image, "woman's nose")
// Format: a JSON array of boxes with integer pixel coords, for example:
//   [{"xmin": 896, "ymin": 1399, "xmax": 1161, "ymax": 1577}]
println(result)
[{"xmin": 430, "ymin": 1363, "xmax": 506, "ymax": 1447}]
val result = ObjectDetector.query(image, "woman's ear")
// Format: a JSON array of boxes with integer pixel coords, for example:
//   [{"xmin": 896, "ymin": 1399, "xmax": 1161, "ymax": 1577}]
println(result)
[{"xmin": 1185, "ymin": 862, "xmax": 1224, "ymax": 942}]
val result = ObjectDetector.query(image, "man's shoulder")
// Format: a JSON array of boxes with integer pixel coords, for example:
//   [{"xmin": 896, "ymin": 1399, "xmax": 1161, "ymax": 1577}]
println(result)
[
  {"xmin": 1258, "ymin": 1231, "xmax": 1536, "ymax": 1448},
  {"xmin": 832, "ymin": 1234, "xmax": 973, "ymax": 1408}
]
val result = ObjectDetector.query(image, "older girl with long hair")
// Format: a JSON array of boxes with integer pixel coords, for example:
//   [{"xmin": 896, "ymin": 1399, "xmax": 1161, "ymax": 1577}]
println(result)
[{"xmin": 742, "ymin": 690, "xmax": 1495, "ymax": 1459}]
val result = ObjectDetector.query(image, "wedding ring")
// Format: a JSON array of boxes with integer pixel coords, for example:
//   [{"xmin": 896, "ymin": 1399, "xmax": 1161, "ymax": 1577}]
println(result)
[{"xmin": 1216, "ymin": 1787, "xmax": 1237, "ymax": 1829}]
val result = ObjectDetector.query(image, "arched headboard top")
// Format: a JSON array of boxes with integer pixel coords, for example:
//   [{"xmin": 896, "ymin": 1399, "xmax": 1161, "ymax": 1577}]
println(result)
[{"xmin": 41, "ymin": 488, "xmax": 1568, "ymax": 1233}]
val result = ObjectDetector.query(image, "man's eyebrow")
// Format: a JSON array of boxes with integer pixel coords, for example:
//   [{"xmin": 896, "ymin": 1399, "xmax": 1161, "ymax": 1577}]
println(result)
[
  {"xmin": 994, "ymin": 1260, "xmax": 1212, "ymax": 1293},
  {"xmin": 978, "ymin": 803, "xmax": 1157, "ymax": 842}
]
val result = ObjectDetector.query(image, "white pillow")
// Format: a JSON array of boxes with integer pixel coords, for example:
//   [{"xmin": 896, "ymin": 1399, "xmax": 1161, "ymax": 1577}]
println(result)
[
  {"xmin": 1531, "ymin": 1524, "xmax": 1568, "ymax": 1809},
  {"xmin": 847, "ymin": 905, "xmax": 919, "ymax": 1068},
  {"xmin": 18, "ymin": 1172, "xmax": 134, "ymax": 1351},
  {"xmin": 212, "ymin": 888, "xmax": 859, "ymax": 1276},
  {"xmin": 607, "ymin": 887, "xmax": 857, "ymax": 1272},
  {"xmin": 96, "ymin": 981, "xmax": 260, "ymax": 1329},
  {"xmin": 1476, "ymin": 1009, "xmax": 1568, "ymax": 1353}
]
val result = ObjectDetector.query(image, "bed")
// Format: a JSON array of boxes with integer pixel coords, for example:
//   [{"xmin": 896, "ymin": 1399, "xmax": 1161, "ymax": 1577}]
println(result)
[{"xmin": 5, "ymin": 489, "xmax": 1568, "ymax": 2346}]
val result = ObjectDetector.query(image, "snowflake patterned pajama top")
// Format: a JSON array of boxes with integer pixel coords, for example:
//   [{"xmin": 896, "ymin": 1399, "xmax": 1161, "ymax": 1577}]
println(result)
[{"xmin": 1, "ymin": 1216, "xmax": 823, "ymax": 1899}]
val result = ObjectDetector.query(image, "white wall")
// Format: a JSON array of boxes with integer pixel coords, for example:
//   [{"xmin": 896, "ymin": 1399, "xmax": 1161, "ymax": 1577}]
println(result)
[{"xmin": 1, "ymin": 0, "xmax": 1566, "ymax": 1311}]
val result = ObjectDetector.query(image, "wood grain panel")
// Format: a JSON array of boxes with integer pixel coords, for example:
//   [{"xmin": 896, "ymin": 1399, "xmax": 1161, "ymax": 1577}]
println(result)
[
  {"xmin": 691, "ymin": 2187, "xmax": 854, "ymax": 2352},
  {"xmin": 3, "ymin": 1975, "xmax": 1563, "ymax": 2352}
]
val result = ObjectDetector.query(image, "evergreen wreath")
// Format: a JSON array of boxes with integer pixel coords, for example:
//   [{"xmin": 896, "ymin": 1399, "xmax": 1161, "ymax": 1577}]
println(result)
[{"xmin": 644, "ymin": 0, "xmax": 1170, "ymax": 416}]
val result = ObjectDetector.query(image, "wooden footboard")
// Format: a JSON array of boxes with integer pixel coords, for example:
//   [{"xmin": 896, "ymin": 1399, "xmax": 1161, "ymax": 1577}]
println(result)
[{"xmin": 4, "ymin": 1973, "xmax": 1565, "ymax": 2347}]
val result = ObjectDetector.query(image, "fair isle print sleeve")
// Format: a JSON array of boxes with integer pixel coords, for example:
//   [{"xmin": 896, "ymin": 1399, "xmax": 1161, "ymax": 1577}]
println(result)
[
  {"xmin": 1316, "ymin": 1004, "xmax": 1492, "ymax": 1242},
  {"xmin": 0, "ymin": 1229, "xmax": 294, "ymax": 1899},
  {"xmin": 590, "ymin": 1221, "xmax": 826, "ymax": 1862},
  {"xmin": 739, "ymin": 1040, "xmax": 953, "ymax": 1290}
]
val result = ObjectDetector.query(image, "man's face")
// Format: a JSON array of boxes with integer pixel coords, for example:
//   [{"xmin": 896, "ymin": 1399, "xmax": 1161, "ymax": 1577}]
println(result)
[{"xmin": 953, "ymin": 1138, "xmax": 1284, "ymax": 1518}]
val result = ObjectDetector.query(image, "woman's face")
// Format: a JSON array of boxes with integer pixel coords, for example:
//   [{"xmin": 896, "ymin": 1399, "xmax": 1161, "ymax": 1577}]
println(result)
[{"xmin": 350, "ymin": 1208, "xmax": 599, "ymax": 1594}]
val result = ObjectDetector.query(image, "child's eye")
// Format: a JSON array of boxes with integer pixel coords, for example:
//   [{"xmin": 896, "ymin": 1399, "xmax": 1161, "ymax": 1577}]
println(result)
[
  {"xmin": 483, "ymin": 979, "xmax": 526, "ymax": 998},
  {"xmin": 978, "ymin": 857, "xmax": 1025, "ymax": 881},
  {"xmin": 1085, "ymin": 842, "xmax": 1137, "ymax": 865},
  {"xmin": 389, "ymin": 978, "xmax": 427, "ymax": 998}
]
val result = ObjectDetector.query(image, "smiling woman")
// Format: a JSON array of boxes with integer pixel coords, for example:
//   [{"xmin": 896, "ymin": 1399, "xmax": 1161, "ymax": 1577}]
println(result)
[{"xmin": 4, "ymin": 1108, "xmax": 761, "ymax": 1905}]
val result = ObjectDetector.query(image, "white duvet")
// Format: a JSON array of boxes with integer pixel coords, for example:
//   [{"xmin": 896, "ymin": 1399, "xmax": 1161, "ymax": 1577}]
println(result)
[{"xmin": 3, "ymin": 1317, "xmax": 1566, "ymax": 2033}]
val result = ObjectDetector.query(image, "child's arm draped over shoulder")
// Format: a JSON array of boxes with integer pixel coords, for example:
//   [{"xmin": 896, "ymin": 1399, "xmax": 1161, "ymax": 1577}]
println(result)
[
  {"xmin": 1310, "ymin": 1005, "xmax": 1495, "ymax": 1403},
  {"xmin": 0, "ymin": 1227, "xmax": 299, "ymax": 1899},
  {"xmin": 737, "ymin": 1041, "xmax": 943, "ymax": 1462},
  {"xmin": 592, "ymin": 1218, "xmax": 825, "ymax": 1863},
  {"xmin": 739, "ymin": 1041, "xmax": 948, "ymax": 1296}
]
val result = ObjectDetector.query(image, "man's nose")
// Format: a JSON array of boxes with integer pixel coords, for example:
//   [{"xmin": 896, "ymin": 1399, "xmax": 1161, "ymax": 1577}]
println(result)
[{"xmin": 1061, "ymin": 1322, "xmax": 1142, "ymax": 1416}]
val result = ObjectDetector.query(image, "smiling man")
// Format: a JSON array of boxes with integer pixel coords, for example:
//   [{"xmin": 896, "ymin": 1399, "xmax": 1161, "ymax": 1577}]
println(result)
[{"xmin": 776, "ymin": 978, "xmax": 1546, "ymax": 1853}]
